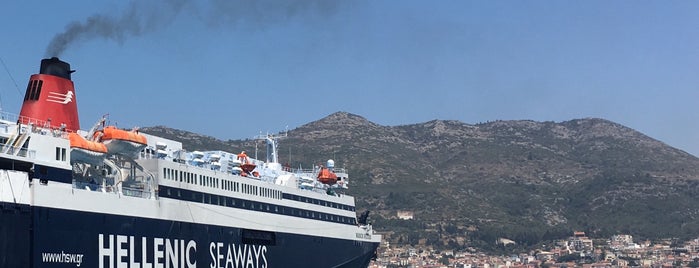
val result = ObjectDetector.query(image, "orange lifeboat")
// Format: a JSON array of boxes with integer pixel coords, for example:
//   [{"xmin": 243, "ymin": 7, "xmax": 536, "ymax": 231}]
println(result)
[
  {"xmin": 317, "ymin": 167, "xmax": 338, "ymax": 185},
  {"xmin": 99, "ymin": 126, "xmax": 147, "ymax": 157},
  {"xmin": 239, "ymin": 163, "xmax": 257, "ymax": 177},
  {"xmin": 68, "ymin": 133, "xmax": 107, "ymax": 164}
]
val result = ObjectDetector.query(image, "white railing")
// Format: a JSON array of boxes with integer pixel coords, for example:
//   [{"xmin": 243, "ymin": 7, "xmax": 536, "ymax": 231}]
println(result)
[{"xmin": 0, "ymin": 110, "xmax": 74, "ymax": 133}]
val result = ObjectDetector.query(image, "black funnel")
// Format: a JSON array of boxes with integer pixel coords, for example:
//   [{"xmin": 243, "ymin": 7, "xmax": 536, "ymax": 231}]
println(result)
[{"xmin": 39, "ymin": 57, "xmax": 74, "ymax": 80}]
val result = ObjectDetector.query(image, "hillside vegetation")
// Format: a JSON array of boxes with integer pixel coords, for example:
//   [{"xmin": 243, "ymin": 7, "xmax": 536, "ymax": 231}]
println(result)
[{"xmin": 141, "ymin": 112, "xmax": 699, "ymax": 250}]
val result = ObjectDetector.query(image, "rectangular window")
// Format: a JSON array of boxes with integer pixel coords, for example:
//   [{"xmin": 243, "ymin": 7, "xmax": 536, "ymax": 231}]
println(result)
[
  {"xmin": 55, "ymin": 147, "xmax": 60, "ymax": 161},
  {"xmin": 35, "ymin": 80, "xmax": 43, "ymax": 100},
  {"xmin": 61, "ymin": 148, "xmax": 66, "ymax": 161},
  {"xmin": 24, "ymin": 81, "xmax": 31, "ymax": 101},
  {"xmin": 30, "ymin": 80, "xmax": 38, "ymax": 100}
]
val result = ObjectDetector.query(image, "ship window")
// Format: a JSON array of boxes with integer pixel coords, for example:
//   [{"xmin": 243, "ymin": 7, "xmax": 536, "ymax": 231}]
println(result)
[
  {"xmin": 35, "ymin": 80, "xmax": 43, "ymax": 100},
  {"xmin": 61, "ymin": 148, "xmax": 66, "ymax": 161},
  {"xmin": 242, "ymin": 229, "xmax": 276, "ymax": 246},
  {"xmin": 24, "ymin": 81, "xmax": 31, "ymax": 101},
  {"xmin": 55, "ymin": 147, "xmax": 60, "ymax": 160},
  {"xmin": 30, "ymin": 80, "xmax": 39, "ymax": 100}
]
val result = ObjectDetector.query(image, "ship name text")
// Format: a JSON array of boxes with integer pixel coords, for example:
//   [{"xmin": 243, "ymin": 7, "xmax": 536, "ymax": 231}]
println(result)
[
  {"xmin": 209, "ymin": 242, "xmax": 267, "ymax": 268},
  {"xmin": 99, "ymin": 234, "xmax": 197, "ymax": 268}
]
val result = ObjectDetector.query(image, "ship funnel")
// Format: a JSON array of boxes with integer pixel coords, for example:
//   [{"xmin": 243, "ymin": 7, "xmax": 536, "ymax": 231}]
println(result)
[{"xmin": 19, "ymin": 57, "xmax": 80, "ymax": 131}]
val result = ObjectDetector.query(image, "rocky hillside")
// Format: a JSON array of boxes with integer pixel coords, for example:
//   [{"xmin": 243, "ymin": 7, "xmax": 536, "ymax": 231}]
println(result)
[{"xmin": 141, "ymin": 112, "xmax": 699, "ymax": 250}]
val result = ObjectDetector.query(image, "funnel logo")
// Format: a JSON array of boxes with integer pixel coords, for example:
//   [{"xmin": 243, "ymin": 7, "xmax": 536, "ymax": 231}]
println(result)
[{"xmin": 47, "ymin": 91, "xmax": 74, "ymax": 104}]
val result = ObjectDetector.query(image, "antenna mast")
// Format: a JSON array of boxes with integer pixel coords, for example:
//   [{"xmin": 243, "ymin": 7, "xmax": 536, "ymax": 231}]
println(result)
[{"xmin": 254, "ymin": 128, "xmax": 288, "ymax": 164}]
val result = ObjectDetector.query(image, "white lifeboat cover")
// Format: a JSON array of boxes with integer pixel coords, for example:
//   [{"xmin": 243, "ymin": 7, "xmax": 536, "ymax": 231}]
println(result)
[{"xmin": 275, "ymin": 174, "xmax": 297, "ymax": 187}]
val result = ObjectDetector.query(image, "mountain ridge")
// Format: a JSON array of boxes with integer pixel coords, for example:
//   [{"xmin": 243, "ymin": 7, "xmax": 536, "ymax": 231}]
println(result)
[{"xmin": 141, "ymin": 112, "xmax": 699, "ymax": 250}]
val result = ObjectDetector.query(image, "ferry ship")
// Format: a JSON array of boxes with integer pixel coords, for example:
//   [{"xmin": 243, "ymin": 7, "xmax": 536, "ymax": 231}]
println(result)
[{"xmin": 0, "ymin": 57, "xmax": 381, "ymax": 268}]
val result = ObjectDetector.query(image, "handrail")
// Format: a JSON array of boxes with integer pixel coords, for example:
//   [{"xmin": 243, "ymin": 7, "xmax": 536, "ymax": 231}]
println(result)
[{"xmin": 0, "ymin": 110, "xmax": 74, "ymax": 132}]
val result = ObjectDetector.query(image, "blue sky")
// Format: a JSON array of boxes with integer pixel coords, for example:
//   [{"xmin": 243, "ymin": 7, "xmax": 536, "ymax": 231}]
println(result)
[{"xmin": 1, "ymin": 1, "xmax": 699, "ymax": 155}]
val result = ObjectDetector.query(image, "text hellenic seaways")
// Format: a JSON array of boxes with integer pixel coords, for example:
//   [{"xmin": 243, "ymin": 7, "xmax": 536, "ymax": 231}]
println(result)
[{"xmin": 98, "ymin": 234, "xmax": 268, "ymax": 268}]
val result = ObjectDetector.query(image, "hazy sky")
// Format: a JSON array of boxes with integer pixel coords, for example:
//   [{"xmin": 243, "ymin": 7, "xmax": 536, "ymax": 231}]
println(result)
[{"xmin": 1, "ymin": 1, "xmax": 699, "ymax": 155}]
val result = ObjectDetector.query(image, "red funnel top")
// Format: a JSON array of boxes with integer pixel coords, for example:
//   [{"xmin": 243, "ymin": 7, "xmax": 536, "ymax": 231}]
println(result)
[{"xmin": 18, "ymin": 58, "xmax": 80, "ymax": 132}]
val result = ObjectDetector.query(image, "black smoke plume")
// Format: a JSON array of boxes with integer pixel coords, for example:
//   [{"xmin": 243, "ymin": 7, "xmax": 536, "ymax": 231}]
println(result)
[{"xmin": 45, "ymin": 0, "xmax": 345, "ymax": 57}]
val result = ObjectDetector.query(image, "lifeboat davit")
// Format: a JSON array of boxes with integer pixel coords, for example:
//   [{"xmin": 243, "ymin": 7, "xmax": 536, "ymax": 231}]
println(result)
[
  {"xmin": 68, "ymin": 133, "xmax": 107, "ymax": 165},
  {"xmin": 99, "ymin": 126, "xmax": 147, "ymax": 157},
  {"xmin": 317, "ymin": 167, "xmax": 338, "ymax": 185}
]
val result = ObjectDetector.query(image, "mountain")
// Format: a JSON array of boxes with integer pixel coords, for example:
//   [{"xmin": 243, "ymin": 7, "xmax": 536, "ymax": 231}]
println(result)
[{"xmin": 140, "ymin": 112, "xmax": 699, "ymax": 250}]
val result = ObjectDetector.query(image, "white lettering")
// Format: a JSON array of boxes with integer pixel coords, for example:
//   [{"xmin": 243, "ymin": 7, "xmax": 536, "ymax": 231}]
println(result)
[
  {"xmin": 253, "ymin": 245, "xmax": 263, "ymax": 267},
  {"xmin": 186, "ymin": 240, "xmax": 197, "ymax": 268},
  {"xmin": 234, "ymin": 244, "xmax": 246, "ymax": 267},
  {"xmin": 117, "ymin": 235, "xmax": 128, "ymax": 268},
  {"xmin": 208, "ymin": 242, "xmax": 269, "ymax": 268},
  {"xmin": 97, "ymin": 234, "xmax": 196, "ymax": 268},
  {"xmin": 260, "ymin": 246, "xmax": 267, "ymax": 268},
  {"xmin": 245, "ymin": 246, "xmax": 254, "ymax": 268},
  {"xmin": 225, "ymin": 245, "xmax": 234, "ymax": 268},
  {"xmin": 99, "ymin": 234, "xmax": 114, "ymax": 268},
  {"xmin": 154, "ymin": 238, "xmax": 164, "ymax": 268},
  {"xmin": 130, "ymin": 236, "xmax": 141, "ymax": 268},
  {"xmin": 165, "ymin": 239, "xmax": 178, "ymax": 268},
  {"xmin": 217, "ymin": 242, "xmax": 224, "ymax": 268},
  {"xmin": 142, "ymin": 237, "xmax": 153, "ymax": 268},
  {"xmin": 209, "ymin": 243, "xmax": 217, "ymax": 268},
  {"xmin": 42, "ymin": 251, "xmax": 84, "ymax": 267}
]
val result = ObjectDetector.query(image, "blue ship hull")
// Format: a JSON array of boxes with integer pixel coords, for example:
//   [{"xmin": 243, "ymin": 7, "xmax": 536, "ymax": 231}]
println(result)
[{"xmin": 1, "ymin": 201, "xmax": 378, "ymax": 268}]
